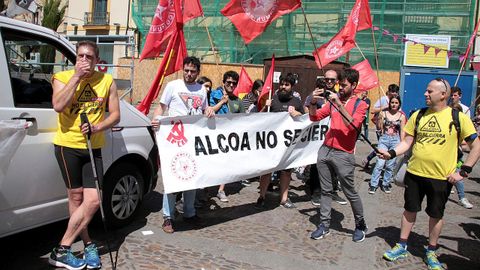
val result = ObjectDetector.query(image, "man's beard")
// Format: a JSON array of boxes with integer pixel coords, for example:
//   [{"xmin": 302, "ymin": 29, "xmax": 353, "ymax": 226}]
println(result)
[{"xmin": 278, "ymin": 90, "xmax": 293, "ymax": 102}]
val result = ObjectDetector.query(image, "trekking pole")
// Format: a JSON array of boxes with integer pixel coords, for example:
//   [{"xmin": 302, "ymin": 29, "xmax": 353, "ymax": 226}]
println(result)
[
  {"xmin": 326, "ymin": 99, "xmax": 380, "ymax": 154},
  {"xmin": 80, "ymin": 113, "xmax": 116, "ymax": 270}
]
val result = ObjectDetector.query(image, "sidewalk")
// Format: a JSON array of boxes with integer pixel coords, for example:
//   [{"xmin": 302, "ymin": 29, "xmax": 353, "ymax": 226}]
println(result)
[{"xmin": 98, "ymin": 139, "xmax": 480, "ymax": 270}]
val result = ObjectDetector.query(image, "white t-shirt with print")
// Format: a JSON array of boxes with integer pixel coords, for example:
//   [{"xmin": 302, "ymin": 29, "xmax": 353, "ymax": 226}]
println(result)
[{"xmin": 160, "ymin": 79, "xmax": 207, "ymax": 116}]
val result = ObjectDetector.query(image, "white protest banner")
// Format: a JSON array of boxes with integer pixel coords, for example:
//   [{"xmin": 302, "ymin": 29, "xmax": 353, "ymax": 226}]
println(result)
[{"xmin": 157, "ymin": 112, "xmax": 330, "ymax": 193}]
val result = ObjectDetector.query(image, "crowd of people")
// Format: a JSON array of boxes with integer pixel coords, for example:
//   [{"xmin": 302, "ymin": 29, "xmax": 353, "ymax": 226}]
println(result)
[{"xmin": 49, "ymin": 45, "xmax": 480, "ymax": 270}]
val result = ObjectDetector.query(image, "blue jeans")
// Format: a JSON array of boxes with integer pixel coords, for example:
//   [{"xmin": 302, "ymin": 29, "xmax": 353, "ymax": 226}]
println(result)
[
  {"xmin": 163, "ymin": 190, "xmax": 196, "ymax": 219},
  {"xmin": 371, "ymin": 134, "xmax": 400, "ymax": 187},
  {"xmin": 455, "ymin": 180, "xmax": 466, "ymax": 200}
]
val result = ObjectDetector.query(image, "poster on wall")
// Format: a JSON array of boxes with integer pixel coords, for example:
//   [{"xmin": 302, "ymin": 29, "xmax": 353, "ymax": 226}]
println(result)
[{"xmin": 403, "ymin": 34, "xmax": 451, "ymax": 68}]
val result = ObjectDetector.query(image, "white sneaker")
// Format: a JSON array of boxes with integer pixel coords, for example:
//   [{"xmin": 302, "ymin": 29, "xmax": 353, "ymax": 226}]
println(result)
[
  {"xmin": 217, "ymin": 191, "xmax": 229, "ymax": 202},
  {"xmin": 459, "ymin": 198, "xmax": 473, "ymax": 209}
]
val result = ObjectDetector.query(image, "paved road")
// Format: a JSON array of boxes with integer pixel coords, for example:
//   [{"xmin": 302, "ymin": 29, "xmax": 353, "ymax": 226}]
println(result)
[{"xmin": 1, "ymin": 139, "xmax": 479, "ymax": 270}]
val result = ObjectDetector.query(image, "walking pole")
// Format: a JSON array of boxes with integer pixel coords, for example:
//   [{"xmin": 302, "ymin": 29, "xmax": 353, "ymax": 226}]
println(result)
[{"xmin": 80, "ymin": 113, "xmax": 116, "ymax": 270}]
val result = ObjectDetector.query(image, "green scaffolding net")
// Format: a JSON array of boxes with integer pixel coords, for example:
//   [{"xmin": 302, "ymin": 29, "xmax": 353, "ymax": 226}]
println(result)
[{"xmin": 132, "ymin": 0, "xmax": 477, "ymax": 71}]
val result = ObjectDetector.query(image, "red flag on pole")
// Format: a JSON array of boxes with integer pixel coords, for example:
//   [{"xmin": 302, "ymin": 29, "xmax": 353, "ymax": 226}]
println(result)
[
  {"xmin": 182, "ymin": 0, "xmax": 204, "ymax": 23},
  {"xmin": 220, "ymin": 0, "xmax": 301, "ymax": 44},
  {"xmin": 462, "ymin": 18, "xmax": 480, "ymax": 62},
  {"xmin": 137, "ymin": 30, "xmax": 187, "ymax": 114},
  {"xmin": 258, "ymin": 55, "xmax": 275, "ymax": 111},
  {"xmin": 341, "ymin": 0, "xmax": 372, "ymax": 40},
  {"xmin": 351, "ymin": 59, "xmax": 379, "ymax": 93},
  {"xmin": 234, "ymin": 66, "xmax": 253, "ymax": 99},
  {"xmin": 313, "ymin": 27, "xmax": 356, "ymax": 68},
  {"xmin": 140, "ymin": 0, "xmax": 203, "ymax": 61}
]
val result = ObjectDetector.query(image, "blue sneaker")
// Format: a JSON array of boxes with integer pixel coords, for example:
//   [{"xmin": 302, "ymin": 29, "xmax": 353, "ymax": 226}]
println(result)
[
  {"xmin": 84, "ymin": 243, "xmax": 102, "ymax": 269},
  {"xmin": 425, "ymin": 249, "xmax": 443, "ymax": 270},
  {"xmin": 49, "ymin": 247, "xmax": 86, "ymax": 270},
  {"xmin": 311, "ymin": 224, "xmax": 330, "ymax": 240},
  {"xmin": 383, "ymin": 243, "xmax": 408, "ymax": 261},
  {"xmin": 352, "ymin": 220, "xmax": 368, "ymax": 242}
]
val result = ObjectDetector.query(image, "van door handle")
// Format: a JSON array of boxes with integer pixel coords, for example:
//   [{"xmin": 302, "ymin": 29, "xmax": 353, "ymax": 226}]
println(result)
[{"xmin": 12, "ymin": 117, "xmax": 36, "ymax": 129}]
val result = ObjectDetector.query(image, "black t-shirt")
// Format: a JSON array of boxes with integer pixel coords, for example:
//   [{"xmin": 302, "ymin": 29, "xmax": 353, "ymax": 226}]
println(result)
[{"xmin": 270, "ymin": 94, "xmax": 305, "ymax": 114}]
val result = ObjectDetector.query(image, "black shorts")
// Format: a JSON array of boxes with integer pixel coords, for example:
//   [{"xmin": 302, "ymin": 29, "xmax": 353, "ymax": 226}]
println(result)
[
  {"xmin": 403, "ymin": 172, "xmax": 453, "ymax": 219},
  {"xmin": 54, "ymin": 145, "xmax": 103, "ymax": 189}
]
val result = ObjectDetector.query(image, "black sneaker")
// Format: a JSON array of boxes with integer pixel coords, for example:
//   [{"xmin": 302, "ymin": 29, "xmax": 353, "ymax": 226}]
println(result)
[
  {"xmin": 368, "ymin": 186, "xmax": 377, "ymax": 194},
  {"xmin": 311, "ymin": 196, "xmax": 321, "ymax": 206},
  {"xmin": 353, "ymin": 219, "xmax": 368, "ymax": 242},
  {"xmin": 280, "ymin": 198, "xmax": 296, "ymax": 209},
  {"xmin": 254, "ymin": 196, "xmax": 265, "ymax": 209},
  {"xmin": 183, "ymin": 215, "xmax": 205, "ymax": 226},
  {"xmin": 240, "ymin": 179, "xmax": 251, "ymax": 186},
  {"xmin": 382, "ymin": 185, "xmax": 391, "ymax": 194},
  {"xmin": 331, "ymin": 192, "xmax": 347, "ymax": 205}
]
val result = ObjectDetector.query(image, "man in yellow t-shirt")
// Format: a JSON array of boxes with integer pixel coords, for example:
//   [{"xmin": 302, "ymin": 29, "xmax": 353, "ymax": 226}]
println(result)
[
  {"xmin": 49, "ymin": 40, "xmax": 120, "ymax": 270},
  {"xmin": 378, "ymin": 78, "xmax": 480, "ymax": 269}
]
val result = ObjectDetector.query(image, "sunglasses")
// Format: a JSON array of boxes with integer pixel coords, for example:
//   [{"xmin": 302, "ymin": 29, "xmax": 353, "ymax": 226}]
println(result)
[
  {"xmin": 324, "ymin": 78, "xmax": 336, "ymax": 83},
  {"xmin": 434, "ymin": 77, "xmax": 449, "ymax": 92},
  {"xmin": 225, "ymin": 80, "xmax": 238, "ymax": 86}
]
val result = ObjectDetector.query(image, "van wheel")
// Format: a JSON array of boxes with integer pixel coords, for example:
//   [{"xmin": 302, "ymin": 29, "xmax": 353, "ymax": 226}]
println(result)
[{"xmin": 102, "ymin": 163, "xmax": 144, "ymax": 228}]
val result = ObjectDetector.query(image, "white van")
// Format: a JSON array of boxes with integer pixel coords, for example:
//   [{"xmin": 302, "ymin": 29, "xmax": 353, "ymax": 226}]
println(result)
[{"xmin": 0, "ymin": 16, "xmax": 159, "ymax": 237}]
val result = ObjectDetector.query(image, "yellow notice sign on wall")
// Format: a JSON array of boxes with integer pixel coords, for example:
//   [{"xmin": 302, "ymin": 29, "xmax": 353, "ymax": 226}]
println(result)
[{"xmin": 403, "ymin": 34, "xmax": 451, "ymax": 68}]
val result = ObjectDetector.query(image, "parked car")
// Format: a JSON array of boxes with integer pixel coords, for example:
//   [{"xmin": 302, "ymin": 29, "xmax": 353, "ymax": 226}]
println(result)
[{"xmin": 0, "ymin": 16, "xmax": 159, "ymax": 237}]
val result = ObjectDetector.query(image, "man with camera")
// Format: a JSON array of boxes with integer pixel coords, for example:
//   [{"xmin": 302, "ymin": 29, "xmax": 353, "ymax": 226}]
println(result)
[
  {"xmin": 305, "ymin": 70, "xmax": 348, "ymax": 206},
  {"xmin": 308, "ymin": 68, "xmax": 369, "ymax": 243}
]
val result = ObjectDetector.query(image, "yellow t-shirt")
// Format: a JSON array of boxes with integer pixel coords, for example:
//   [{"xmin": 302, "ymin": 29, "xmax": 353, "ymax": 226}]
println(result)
[
  {"xmin": 52, "ymin": 70, "xmax": 112, "ymax": 149},
  {"xmin": 405, "ymin": 107, "xmax": 477, "ymax": 180}
]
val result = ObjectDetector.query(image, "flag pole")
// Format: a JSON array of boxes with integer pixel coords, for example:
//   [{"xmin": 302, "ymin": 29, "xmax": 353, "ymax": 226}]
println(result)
[
  {"xmin": 300, "ymin": 5, "xmax": 325, "ymax": 76},
  {"xmin": 454, "ymin": 55, "xmax": 469, "ymax": 87},
  {"xmin": 354, "ymin": 41, "xmax": 367, "ymax": 60},
  {"xmin": 202, "ymin": 15, "xmax": 222, "ymax": 75},
  {"xmin": 455, "ymin": 18, "xmax": 480, "ymax": 86},
  {"xmin": 368, "ymin": 26, "xmax": 388, "ymax": 99}
]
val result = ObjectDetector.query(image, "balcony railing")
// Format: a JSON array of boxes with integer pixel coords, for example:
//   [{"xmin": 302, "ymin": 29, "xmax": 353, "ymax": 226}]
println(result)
[{"xmin": 84, "ymin": 12, "xmax": 110, "ymax": 26}]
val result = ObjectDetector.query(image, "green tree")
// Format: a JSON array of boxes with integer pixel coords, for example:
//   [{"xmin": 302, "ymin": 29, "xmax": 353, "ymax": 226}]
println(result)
[{"xmin": 40, "ymin": 0, "xmax": 67, "ymax": 73}]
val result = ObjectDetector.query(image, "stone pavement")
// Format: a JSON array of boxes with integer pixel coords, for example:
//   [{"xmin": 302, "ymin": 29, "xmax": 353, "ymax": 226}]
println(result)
[
  {"xmin": 1, "ymin": 138, "xmax": 479, "ymax": 270},
  {"xmin": 104, "ymin": 139, "xmax": 480, "ymax": 270}
]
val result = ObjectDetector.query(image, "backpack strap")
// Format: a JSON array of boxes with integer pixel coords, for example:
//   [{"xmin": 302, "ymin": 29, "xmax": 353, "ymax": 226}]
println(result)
[
  {"xmin": 449, "ymin": 108, "xmax": 461, "ymax": 145},
  {"xmin": 413, "ymin": 107, "xmax": 428, "ymax": 143},
  {"xmin": 352, "ymin": 98, "xmax": 362, "ymax": 115}
]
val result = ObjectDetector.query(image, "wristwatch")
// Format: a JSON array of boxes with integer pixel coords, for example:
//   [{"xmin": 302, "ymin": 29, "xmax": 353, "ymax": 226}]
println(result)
[
  {"xmin": 459, "ymin": 165, "xmax": 472, "ymax": 178},
  {"xmin": 459, "ymin": 170, "xmax": 469, "ymax": 178}
]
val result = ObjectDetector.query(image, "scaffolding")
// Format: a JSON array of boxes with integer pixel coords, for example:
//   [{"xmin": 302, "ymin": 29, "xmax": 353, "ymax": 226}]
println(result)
[{"xmin": 132, "ymin": 0, "xmax": 477, "ymax": 71}]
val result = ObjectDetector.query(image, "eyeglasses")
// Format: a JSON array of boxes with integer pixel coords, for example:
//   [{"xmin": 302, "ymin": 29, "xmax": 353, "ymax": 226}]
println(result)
[
  {"xmin": 434, "ymin": 77, "xmax": 449, "ymax": 92},
  {"xmin": 225, "ymin": 80, "xmax": 238, "ymax": 86},
  {"xmin": 325, "ymin": 78, "xmax": 336, "ymax": 83}
]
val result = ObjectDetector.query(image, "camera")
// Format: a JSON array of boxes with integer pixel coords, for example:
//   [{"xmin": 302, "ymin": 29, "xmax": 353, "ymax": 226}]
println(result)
[{"xmin": 320, "ymin": 90, "xmax": 332, "ymax": 99}]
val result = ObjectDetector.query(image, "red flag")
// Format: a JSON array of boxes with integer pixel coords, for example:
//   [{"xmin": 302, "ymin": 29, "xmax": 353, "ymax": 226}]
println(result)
[
  {"xmin": 352, "ymin": 59, "xmax": 379, "ymax": 93},
  {"xmin": 140, "ymin": 0, "xmax": 203, "ymax": 60},
  {"xmin": 258, "ymin": 55, "xmax": 275, "ymax": 111},
  {"xmin": 221, "ymin": 0, "xmax": 301, "ymax": 44},
  {"xmin": 342, "ymin": 0, "xmax": 372, "ymax": 40},
  {"xmin": 233, "ymin": 66, "xmax": 253, "ymax": 99},
  {"xmin": 313, "ymin": 27, "xmax": 356, "ymax": 68},
  {"xmin": 183, "ymin": 0, "xmax": 204, "ymax": 23},
  {"xmin": 137, "ymin": 30, "xmax": 187, "ymax": 114},
  {"xmin": 462, "ymin": 18, "xmax": 480, "ymax": 62}
]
